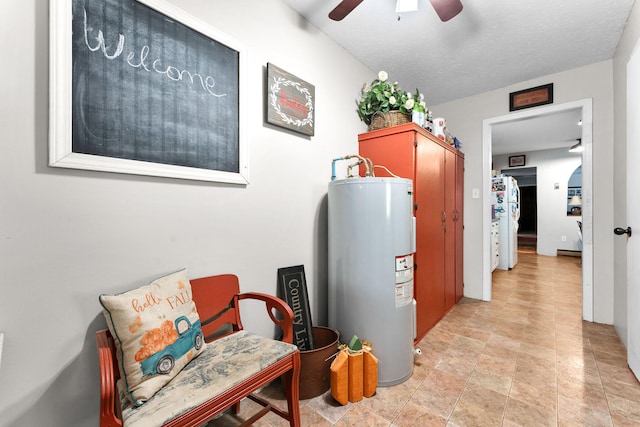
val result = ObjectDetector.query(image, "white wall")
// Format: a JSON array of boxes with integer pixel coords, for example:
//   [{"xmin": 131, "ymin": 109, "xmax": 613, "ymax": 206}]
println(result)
[
  {"xmin": 612, "ymin": 0, "xmax": 640, "ymax": 347},
  {"xmin": 432, "ymin": 61, "xmax": 615, "ymax": 323},
  {"xmin": 494, "ymin": 149, "xmax": 583, "ymax": 254},
  {"xmin": 0, "ymin": 1, "xmax": 372, "ymax": 425}
]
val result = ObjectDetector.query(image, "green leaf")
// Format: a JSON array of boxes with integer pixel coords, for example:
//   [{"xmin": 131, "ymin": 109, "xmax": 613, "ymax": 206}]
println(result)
[{"xmin": 348, "ymin": 335, "xmax": 362, "ymax": 351}]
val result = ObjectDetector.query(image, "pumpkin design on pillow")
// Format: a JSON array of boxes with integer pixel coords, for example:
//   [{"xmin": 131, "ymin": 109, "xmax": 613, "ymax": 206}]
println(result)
[
  {"xmin": 99, "ymin": 269, "xmax": 206, "ymax": 405},
  {"xmin": 138, "ymin": 316, "xmax": 203, "ymax": 376}
]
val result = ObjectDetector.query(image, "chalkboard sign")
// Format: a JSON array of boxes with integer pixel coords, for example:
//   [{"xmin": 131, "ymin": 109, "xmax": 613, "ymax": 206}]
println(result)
[{"xmin": 49, "ymin": 0, "xmax": 248, "ymax": 184}]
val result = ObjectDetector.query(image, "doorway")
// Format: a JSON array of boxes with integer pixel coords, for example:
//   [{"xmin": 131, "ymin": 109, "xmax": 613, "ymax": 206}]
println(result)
[
  {"xmin": 482, "ymin": 99, "xmax": 594, "ymax": 321},
  {"xmin": 501, "ymin": 166, "xmax": 538, "ymax": 251}
]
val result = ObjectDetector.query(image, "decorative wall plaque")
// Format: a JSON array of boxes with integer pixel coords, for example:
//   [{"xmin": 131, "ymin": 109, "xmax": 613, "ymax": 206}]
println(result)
[
  {"xmin": 509, "ymin": 83, "xmax": 553, "ymax": 111},
  {"xmin": 267, "ymin": 63, "xmax": 315, "ymax": 136}
]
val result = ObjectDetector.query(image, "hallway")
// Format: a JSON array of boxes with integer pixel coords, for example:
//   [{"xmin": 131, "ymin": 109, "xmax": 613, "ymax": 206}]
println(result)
[{"xmin": 211, "ymin": 253, "xmax": 640, "ymax": 426}]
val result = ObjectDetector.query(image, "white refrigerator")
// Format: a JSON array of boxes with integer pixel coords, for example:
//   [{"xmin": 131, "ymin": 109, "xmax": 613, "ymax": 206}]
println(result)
[{"xmin": 493, "ymin": 176, "xmax": 520, "ymax": 270}]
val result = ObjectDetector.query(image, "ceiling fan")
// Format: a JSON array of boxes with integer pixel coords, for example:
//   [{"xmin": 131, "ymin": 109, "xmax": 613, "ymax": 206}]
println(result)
[{"xmin": 329, "ymin": 0, "xmax": 463, "ymax": 22}]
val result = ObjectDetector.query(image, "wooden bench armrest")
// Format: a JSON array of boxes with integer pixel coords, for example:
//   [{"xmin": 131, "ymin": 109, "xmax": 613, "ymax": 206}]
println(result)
[
  {"xmin": 238, "ymin": 292, "xmax": 295, "ymax": 344},
  {"xmin": 96, "ymin": 330, "xmax": 123, "ymax": 427}
]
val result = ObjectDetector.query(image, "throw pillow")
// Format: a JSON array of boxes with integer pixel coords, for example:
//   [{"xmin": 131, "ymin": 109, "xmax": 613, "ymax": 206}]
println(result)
[{"xmin": 99, "ymin": 268, "xmax": 205, "ymax": 405}]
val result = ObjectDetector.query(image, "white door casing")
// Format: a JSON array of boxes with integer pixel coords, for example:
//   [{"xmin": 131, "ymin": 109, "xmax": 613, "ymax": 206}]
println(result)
[
  {"xmin": 626, "ymin": 40, "xmax": 640, "ymax": 380},
  {"xmin": 482, "ymin": 100, "xmax": 593, "ymax": 322}
]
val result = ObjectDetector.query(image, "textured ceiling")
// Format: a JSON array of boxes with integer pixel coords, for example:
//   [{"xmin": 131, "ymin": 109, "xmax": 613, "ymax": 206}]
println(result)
[
  {"xmin": 281, "ymin": 0, "xmax": 634, "ymax": 154},
  {"xmin": 281, "ymin": 0, "xmax": 634, "ymax": 106}
]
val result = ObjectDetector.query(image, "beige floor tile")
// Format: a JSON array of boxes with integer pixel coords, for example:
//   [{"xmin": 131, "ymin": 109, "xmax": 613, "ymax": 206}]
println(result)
[
  {"xmin": 605, "ymin": 391, "xmax": 640, "ymax": 424},
  {"xmin": 504, "ymin": 397, "xmax": 557, "ymax": 427},
  {"xmin": 272, "ymin": 252, "xmax": 640, "ymax": 427},
  {"xmin": 357, "ymin": 380, "xmax": 416, "ymax": 422},
  {"xmin": 557, "ymin": 375, "xmax": 609, "ymax": 412},
  {"xmin": 475, "ymin": 352, "xmax": 518, "ymax": 378},
  {"xmin": 518, "ymin": 341, "xmax": 556, "ymax": 362},
  {"xmin": 468, "ymin": 366, "xmax": 512, "ymax": 395},
  {"xmin": 305, "ymin": 391, "xmax": 352, "ymax": 425},
  {"xmin": 509, "ymin": 379, "xmax": 557, "ymax": 411},
  {"xmin": 409, "ymin": 368, "xmax": 466, "ymax": 419},
  {"xmin": 557, "ymin": 395, "xmax": 613, "ymax": 426},
  {"xmin": 334, "ymin": 404, "xmax": 391, "ymax": 427},
  {"xmin": 393, "ymin": 401, "xmax": 447, "ymax": 427},
  {"xmin": 597, "ymin": 360, "xmax": 639, "ymax": 386},
  {"xmin": 602, "ymin": 377, "xmax": 640, "ymax": 402},
  {"xmin": 457, "ymin": 382, "xmax": 508, "ymax": 417},
  {"xmin": 448, "ymin": 398, "xmax": 505, "ymax": 427}
]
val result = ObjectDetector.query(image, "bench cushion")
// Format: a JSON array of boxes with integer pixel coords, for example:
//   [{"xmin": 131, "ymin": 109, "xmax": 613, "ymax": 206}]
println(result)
[
  {"xmin": 118, "ymin": 330, "xmax": 298, "ymax": 426},
  {"xmin": 100, "ymin": 269, "xmax": 205, "ymax": 406}
]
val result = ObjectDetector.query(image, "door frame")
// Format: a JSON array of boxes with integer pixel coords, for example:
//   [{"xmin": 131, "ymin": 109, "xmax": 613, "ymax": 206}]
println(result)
[
  {"xmin": 481, "ymin": 99, "xmax": 594, "ymax": 321},
  {"xmin": 626, "ymin": 39, "xmax": 640, "ymax": 378}
]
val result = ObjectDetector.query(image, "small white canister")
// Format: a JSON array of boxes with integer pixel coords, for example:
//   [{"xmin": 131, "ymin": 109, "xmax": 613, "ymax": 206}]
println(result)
[
  {"xmin": 433, "ymin": 117, "xmax": 446, "ymax": 140},
  {"xmin": 412, "ymin": 110, "xmax": 424, "ymax": 127}
]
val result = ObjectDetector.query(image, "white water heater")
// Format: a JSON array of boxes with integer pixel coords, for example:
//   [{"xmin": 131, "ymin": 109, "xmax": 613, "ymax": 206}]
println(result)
[{"xmin": 328, "ymin": 177, "xmax": 415, "ymax": 386}]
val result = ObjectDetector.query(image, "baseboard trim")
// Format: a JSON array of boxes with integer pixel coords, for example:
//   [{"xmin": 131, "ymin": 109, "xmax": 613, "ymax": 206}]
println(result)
[{"xmin": 557, "ymin": 249, "xmax": 582, "ymax": 257}]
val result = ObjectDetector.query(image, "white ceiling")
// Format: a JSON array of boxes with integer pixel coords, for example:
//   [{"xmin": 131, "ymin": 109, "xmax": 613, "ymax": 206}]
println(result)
[
  {"xmin": 281, "ymin": 0, "xmax": 634, "ymax": 154},
  {"xmin": 490, "ymin": 108, "xmax": 583, "ymax": 155}
]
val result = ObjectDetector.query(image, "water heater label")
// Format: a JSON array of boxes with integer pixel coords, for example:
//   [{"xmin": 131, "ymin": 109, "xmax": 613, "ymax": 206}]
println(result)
[
  {"xmin": 396, "ymin": 254, "xmax": 414, "ymax": 271},
  {"xmin": 395, "ymin": 279, "xmax": 413, "ymax": 308},
  {"xmin": 395, "ymin": 254, "xmax": 414, "ymax": 308}
]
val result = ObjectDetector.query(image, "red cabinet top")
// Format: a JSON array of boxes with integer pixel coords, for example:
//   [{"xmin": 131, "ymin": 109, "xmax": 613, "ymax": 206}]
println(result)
[{"xmin": 358, "ymin": 123, "xmax": 464, "ymax": 159}]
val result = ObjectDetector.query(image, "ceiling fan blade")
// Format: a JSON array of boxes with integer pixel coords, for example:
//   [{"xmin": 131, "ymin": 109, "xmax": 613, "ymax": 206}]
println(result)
[
  {"xmin": 428, "ymin": 0, "xmax": 463, "ymax": 22},
  {"xmin": 329, "ymin": 0, "xmax": 365, "ymax": 21}
]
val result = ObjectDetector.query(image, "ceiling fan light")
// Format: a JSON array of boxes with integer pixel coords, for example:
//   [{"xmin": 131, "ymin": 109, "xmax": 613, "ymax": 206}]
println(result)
[
  {"xmin": 428, "ymin": 0, "xmax": 463, "ymax": 21},
  {"xmin": 396, "ymin": 0, "xmax": 419, "ymax": 13}
]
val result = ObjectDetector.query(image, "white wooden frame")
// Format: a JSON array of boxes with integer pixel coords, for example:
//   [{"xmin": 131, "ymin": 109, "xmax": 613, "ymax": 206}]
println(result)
[
  {"xmin": 482, "ymin": 99, "xmax": 593, "ymax": 321},
  {"xmin": 49, "ymin": 0, "xmax": 249, "ymax": 184}
]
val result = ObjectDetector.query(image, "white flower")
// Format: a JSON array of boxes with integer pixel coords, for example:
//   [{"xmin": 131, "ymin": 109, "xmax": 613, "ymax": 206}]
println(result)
[
  {"xmin": 389, "ymin": 95, "xmax": 397, "ymax": 105},
  {"xmin": 378, "ymin": 71, "xmax": 388, "ymax": 81},
  {"xmin": 405, "ymin": 99, "xmax": 415, "ymax": 109},
  {"xmin": 407, "ymin": 92, "xmax": 413, "ymax": 99},
  {"xmin": 419, "ymin": 93, "xmax": 425, "ymax": 102},
  {"xmin": 419, "ymin": 101, "xmax": 426, "ymax": 109}
]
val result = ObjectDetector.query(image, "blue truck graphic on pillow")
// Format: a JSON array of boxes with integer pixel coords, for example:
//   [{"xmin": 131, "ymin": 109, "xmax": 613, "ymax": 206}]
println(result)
[{"xmin": 140, "ymin": 316, "xmax": 203, "ymax": 376}]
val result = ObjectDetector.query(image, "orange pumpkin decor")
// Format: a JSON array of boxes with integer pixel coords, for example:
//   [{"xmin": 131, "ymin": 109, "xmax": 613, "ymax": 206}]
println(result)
[{"xmin": 330, "ymin": 335, "xmax": 378, "ymax": 405}]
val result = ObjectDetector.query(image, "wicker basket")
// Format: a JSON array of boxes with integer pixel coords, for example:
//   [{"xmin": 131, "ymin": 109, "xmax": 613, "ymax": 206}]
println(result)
[{"xmin": 368, "ymin": 111, "xmax": 411, "ymax": 131}]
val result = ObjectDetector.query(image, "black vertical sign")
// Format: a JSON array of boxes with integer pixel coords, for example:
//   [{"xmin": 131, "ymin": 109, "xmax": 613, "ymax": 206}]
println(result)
[{"xmin": 278, "ymin": 265, "xmax": 315, "ymax": 350}]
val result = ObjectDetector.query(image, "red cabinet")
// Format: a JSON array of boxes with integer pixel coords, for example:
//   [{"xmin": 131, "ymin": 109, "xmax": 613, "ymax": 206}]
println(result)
[{"xmin": 358, "ymin": 123, "xmax": 464, "ymax": 342}]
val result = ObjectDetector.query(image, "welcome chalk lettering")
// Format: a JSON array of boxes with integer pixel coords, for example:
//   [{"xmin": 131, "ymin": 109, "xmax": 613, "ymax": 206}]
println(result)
[{"xmin": 82, "ymin": 7, "xmax": 226, "ymax": 98}]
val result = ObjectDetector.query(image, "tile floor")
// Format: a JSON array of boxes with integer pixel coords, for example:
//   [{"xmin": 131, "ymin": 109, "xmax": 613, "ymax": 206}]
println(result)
[{"xmin": 209, "ymin": 252, "xmax": 640, "ymax": 426}]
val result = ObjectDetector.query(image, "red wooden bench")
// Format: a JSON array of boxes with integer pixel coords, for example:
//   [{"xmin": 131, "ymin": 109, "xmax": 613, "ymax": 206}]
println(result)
[{"xmin": 96, "ymin": 274, "xmax": 301, "ymax": 426}]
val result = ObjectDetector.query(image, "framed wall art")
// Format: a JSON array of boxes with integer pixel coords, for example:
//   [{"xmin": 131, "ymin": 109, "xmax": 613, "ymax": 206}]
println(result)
[
  {"xmin": 49, "ymin": 0, "xmax": 249, "ymax": 184},
  {"xmin": 509, "ymin": 155, "xmax": 526, "ymax": 167},
  {"xmin": 266, "ymin": 63, "xmax": 315, "ymax": 136},
  {"xmin": 509, "ymin": 83, "xmax": 553, "ymax": 112}
]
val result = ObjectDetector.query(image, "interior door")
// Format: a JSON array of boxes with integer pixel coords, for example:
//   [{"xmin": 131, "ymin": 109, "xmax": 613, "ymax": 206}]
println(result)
[
  {"xmin": 626, "ymin": 40, "xmax": 640, "ymax": 380},
  {"xmin": 444, "ymin": 148, "xmax": 456, "ymax": 310},
  {"xmin": 455, "ymin": 153, "xmax": 464, "ymax": 302},
  {"xmin": 415, "ymin": 135, "xmax": 446, "ymax": 335}
]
